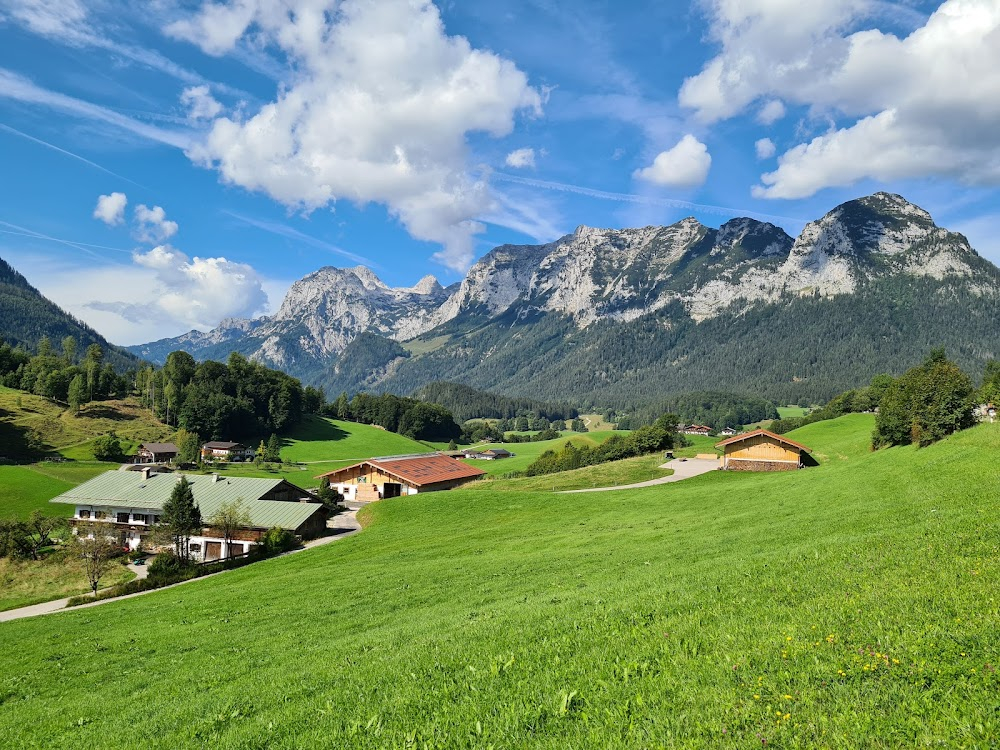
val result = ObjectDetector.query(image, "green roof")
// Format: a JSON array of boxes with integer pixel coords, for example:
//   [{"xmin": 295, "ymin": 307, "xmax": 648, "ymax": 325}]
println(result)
[{"xmin": 50, "ymin": 472, "xmax": 322, "ymax": 531}]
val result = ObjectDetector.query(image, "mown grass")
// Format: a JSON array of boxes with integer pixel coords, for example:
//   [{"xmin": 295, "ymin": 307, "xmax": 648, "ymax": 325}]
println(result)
[
  {"xmin": 0, "ymin": 463, "xmax": 118, "ymax": 520},
  {"xmin": 0, "ymin": 552, "xmax": 136, "ymax": 612},
  {"xmin": 462, "ymin": 430, "xmax": 630, "ymax": 477},
  {"xmin": 482, "ymin": 452, "xmax": 671, "ymax": 492},
  {"xmin": 2, "ymin": 413, "xmax": 998, "ymax": 747},
  {"xmin": 279, "ymin": 415, "xmax": 431, "ymax": 463},
  {"xmin": 777, "ymin": 406, "xmax": 811, "ymax": 419}
]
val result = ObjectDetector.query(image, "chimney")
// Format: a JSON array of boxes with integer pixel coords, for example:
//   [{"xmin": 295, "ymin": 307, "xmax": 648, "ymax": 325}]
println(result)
[
  {"xmin": 212, "ymin": 473, "xmax": 221, "ymax": 483},
  {"xmin": 140, "ymin": 467, "xmax": 152, "ymax": 481}
]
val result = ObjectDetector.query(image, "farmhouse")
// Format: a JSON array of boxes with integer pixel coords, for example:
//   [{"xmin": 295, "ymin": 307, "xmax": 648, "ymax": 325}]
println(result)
[
  {"xmin": 682, "ymin": 424, "xmax": 713, "ymax": 436},
  {"xmin": 50, "ymin": 471, "xmax": 326, "ymax": 561},
  {"xmin": 715, "ymin": 429, "xmax": 812, "ymax": 471},
  {"xmin": 318, "ymin": 453, "xmax": 486, "ymax": 502},
  {"xmin": 201, "ymin": 441, "xmax": 254, "ymax": 462},
  {"xmin": 135, "ymin": 442, "xmax": 179, "ymax": 464}
]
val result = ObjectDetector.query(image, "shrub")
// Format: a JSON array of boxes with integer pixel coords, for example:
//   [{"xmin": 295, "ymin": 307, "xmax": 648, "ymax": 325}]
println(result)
[
  {"xmin": 257, "ymin": 527, "xmax": 298, "ymax": 556},
  {"xmin": 148, "ymin": 550, "xmax": 193, "ymax": 581}
]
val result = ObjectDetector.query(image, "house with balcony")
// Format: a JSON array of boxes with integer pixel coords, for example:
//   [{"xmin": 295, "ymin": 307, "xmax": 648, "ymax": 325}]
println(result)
[
  {"xmin": 200, "ymin": 441, "xmax": 255, "ymax": 462},
  {"xmin": 317, "ymin": 453, "xmax": 486, "ymax": 503},
  {"xmin": 50, "ymin": 469, "xmax": 326, "ymax": 561}
]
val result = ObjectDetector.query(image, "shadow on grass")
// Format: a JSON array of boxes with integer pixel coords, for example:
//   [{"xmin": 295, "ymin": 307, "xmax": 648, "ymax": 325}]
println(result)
[
  {"xmin": 286, "ymin": 414, "xmax": 349, "ymax": 444},
  {"xmin": 77, "ymin": 405, "xmax": 129, "ymax": 421},
  {"xmin": 0, "ymin": 418, "xmax": 47, "ymax": 462}
]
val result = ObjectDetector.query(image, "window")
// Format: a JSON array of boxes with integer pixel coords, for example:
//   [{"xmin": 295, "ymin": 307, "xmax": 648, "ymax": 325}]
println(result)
[
  {"xmin": 94, "ymin": 511, "xmax": 107, "ymax": 520},
  {"xmin": 79, "ymin": 509, "xmax": 91, "ymax": 519},
  {"xmin": 133, "ymin": 514, "xmax": 147, "ymax": 524},
  {"xmin": 153, "ymin": 515, "xmax": 162, "ymax": 524},
  {"xmin": 189, "ymin": 543, "xmax": 201, "ymax": 553},
  {"xmin": 116, "ymin": 512, "xmax": 129, "ymax": 523}
]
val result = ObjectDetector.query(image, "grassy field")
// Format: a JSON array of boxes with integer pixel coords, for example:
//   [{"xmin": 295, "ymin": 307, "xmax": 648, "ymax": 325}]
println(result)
[
  {"xmin": 483, "ymin": 452, "xmax": 672, "ymax": 491},
  {"xmin": 2, "ymin": 413, "xmax": 999, "ymax": 747},
  {"xmin": 280, "ymin": 415, "xmax": 431, "ymax": 464},
  {"xmin": 461, "ymin": 430, "xmax": 630, "ymax": 476},
  {"xmin": 0, "ymin": 552, "xmax": 135, "ymax": 612},
  {"xmin": 776, "ymin": 406, "xmax": 811, "ymax": 419}
]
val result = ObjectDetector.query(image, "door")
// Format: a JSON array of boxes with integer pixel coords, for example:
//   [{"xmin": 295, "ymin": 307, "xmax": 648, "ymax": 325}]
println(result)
[
  {"xmin": 205, "ymin": 541, "xmax": 222, "ymax": 561},
  {"xmin": 383, "ymin": 482, "xmax": 402, "ymax": 498}
]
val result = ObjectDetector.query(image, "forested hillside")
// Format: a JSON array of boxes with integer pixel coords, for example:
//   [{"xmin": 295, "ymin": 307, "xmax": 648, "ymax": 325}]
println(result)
[
  {"xmin": 411, "ymin": 381, "xmax": 578, "ymax": 422},
  {"xmin": 0, "ymin": 256, "xmax": 140, "ymax": 372}
]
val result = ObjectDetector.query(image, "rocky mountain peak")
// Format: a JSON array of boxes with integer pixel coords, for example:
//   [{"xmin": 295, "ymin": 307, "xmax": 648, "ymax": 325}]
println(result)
[{"xmin": 407, "ymin": 275, "xmax": 444, "ymax": 295}]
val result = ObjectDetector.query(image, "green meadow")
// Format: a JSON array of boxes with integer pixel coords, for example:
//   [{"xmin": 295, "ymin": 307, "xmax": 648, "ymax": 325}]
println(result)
[
  {"xmin": 279, "ymin": 414, "xmax": 431, "ymax": 464},
  {"xmin": 462, "ymin": 430, "xmax": 631, "ymax": 476},
  {"xmin": 1, "ymin": 412, "xmax": 998, "ymax": 747}
]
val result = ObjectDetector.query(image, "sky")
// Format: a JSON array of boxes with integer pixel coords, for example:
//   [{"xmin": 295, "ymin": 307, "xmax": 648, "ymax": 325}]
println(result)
[{"xmin": 2, "ymin": 0, "xmax": 1000, "ymax": 346}]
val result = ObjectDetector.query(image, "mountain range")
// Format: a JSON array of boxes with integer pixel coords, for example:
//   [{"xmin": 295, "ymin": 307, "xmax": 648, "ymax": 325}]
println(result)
[{"xmin": 118, "ymin": 192, "xmax": 999, "ymax": 405}]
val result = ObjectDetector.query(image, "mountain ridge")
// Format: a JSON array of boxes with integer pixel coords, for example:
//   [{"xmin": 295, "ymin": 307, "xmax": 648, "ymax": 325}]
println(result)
[{"xmin": 128, "ymin": 192, "xmax": 1000, "ymax": 404}]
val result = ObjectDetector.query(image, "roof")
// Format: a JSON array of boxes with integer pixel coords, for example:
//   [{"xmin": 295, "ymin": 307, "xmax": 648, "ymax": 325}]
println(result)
[
  {"xmin": 317, "ymin": 453, "xmax": 486, "ymax": 487},
  {"xmin": 139, "ymin": 442, "xmax": 178, "ymax": 453},
  {"xmin": 714, "ymin": 428, "xmax": 812, "ymax": 453},
  {"xmin": 50, "ymin": 472, "xmax": 321, "ymax": 530},
  {"xmin": 202, "ymin": 441, "xmax": 246, "ymax": 450},
  {"xmin": 482, "ymin": 448, "xmax": 512, "ymax": 456}
]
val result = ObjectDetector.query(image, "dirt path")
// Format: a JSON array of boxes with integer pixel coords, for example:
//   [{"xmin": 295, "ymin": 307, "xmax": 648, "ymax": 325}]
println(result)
[
  {"xmin": 559, "ymin": 457, "xmax": 719, "ymax": 493},
  {"xmin": 0, "ymin": 509, "xmax": 360, "ymax": 624}
]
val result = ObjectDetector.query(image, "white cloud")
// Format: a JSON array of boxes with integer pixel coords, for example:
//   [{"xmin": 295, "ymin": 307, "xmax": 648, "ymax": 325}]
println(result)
[
  {"xmin": 505, "ymin": 147, "xmax": 536, "ymax": 169},
  {"xmin": 180, "ymin": 85, "xmax": 223, "ymax": 121},
  {"xmin": 755, "ymin": 138, "xmax": 776, "ymax": 159},
  {"xmin": 757, "ymin": 99, "xmax": 786, "ymax": 125},
  {"xmin": 134, "ymin": 204, "xmax": 178, "ymax": 243},
  {"xmin": 2, "ymin": 0, "xmax": 90, "ymax": 43},
  {"xmin": 93, "ymin": 192, "xmax": 128, "ymax": 225},
  {"xmin": 125, "ymin": 245, "xmax": 268, "ymax": 330},
  {"xmin": 633, "ymin": 135, "xmax": 712, "ymax": 188},
  {"xmin": 168, "ymin": 0, "xmax": 541, "ymax": 272},
  {"xmin": 683, "ymin": 0, "xmax": 1000, "ymax": 199}
]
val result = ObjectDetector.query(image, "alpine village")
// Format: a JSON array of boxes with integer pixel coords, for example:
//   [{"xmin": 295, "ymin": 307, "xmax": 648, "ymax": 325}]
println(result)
[{"xmin": 2, "ymin": 2, "xmax": 1000, "ymax": 747}]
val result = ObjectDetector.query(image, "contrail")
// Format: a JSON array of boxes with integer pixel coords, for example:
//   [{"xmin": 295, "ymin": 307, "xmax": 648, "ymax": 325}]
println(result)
[
  {"xmin": 223, "ymin": 210, "xmax": 378, "ymax": 268},
  {"xmin": 0, "ymin": 123, "xmax": 145, "ymax": 188}
]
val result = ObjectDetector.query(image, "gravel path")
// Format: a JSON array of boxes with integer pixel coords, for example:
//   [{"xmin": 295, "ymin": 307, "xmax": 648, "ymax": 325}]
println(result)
[
  {"xmin": 0, "ymin": 509, "xmax": 361, "ymax": 624},
  {"xmin": 559, "ymin": 457, "xmax": 719, "ymax": 493}
]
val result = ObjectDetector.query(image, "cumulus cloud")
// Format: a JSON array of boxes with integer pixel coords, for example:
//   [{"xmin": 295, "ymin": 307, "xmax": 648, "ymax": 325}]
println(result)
[
  {"xmin": 683, "ymin": 0, "xmax": 1000, "ymax": 198},
  {"xmin": 133, "ymin": 204, "xmax": 178, "ymax": 243},
  {"xmin": 505, "ymin": 147, "xmax": 536, "ymax": 169},
  {"xmin": 125, "ymin": 245, "xmax": 267, "ymax": 329},
  {"xmin": 180, "ymin": 85, "xmax": 223, "ymax": 121},
  {"xmin": 633, "ymin": 135, "xmax": 711, "ymax": 188},
  {"xmin": 167, "ymin": 0, "xmax": 541, "ymax": 272},
  {"xmin": 757, "ymin": 99, "xmax": 786, "ymax": 125},
  {"xmin": 755, "ymin": 138, "xmax": 776, "ymax": 159},
  {"xmin": 93, "ymin": 192, "xmax": 127, "ymax": 225}
]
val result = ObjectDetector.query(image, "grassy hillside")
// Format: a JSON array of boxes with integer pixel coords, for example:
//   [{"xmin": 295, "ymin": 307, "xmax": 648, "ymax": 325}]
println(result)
[
  {"xmin": 3, "ymin": 413, "xmax": 998, "ymax": 746},
  {"xmin": 280, "ymin": 415, "xmax": 431, "ymax": 464},
  {"xmin": 0, "ymin": 386, "xmax": 172, "ymax": 460}
]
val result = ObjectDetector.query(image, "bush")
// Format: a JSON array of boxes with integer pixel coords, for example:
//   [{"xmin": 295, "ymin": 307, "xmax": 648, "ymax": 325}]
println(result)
[
  {"xmin": 148, "ymin": 550, "xmax": 193, "ymax": 581},
  {"xmin": 257, "ymin": 527, "xmax": 298, "ymax": 555},
  {"xmin": 92, "ymin": 432, "xmax": 125, "ymax": 462}
]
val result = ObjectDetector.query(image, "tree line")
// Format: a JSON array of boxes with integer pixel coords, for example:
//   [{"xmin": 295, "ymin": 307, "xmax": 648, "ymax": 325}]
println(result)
[
  {"xmin": 411, "ymin": 381, "xmax": 579, "ymax": 422},
  {"xmin": 768, "ymin": 349, "xmax": 982, "ymax": 450},
  {"xmin": 325, "ymin": 391, "xmax": 461, "ymax": 442},
  {"xmin": 0, "ymin": 336, "xmax": 130, "ymax": 406}
]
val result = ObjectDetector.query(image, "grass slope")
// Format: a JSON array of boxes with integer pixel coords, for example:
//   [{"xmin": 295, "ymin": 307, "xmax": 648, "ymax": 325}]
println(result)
[
  {"xmin": 280, "ymin": 415, "xmax": 431, "ymax": 464},
  {"xmin": 2, "ymin": 414, "xmax": 999, "ymax": 747},
  {"xmin": 0, "ymin": 386, "xmax": 172, "ymax": 460}
]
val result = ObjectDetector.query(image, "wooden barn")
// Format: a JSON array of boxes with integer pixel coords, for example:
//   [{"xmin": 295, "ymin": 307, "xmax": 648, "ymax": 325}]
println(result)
[{"xmin": 715, "ymin": 429, "xmax": 812, "ymax": 471}]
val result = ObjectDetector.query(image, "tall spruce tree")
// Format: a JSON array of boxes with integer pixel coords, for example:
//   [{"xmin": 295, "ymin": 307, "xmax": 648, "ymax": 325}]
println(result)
[{"xmin": 161, "ymin": 476, "xmax": 202, "ymax": 561}]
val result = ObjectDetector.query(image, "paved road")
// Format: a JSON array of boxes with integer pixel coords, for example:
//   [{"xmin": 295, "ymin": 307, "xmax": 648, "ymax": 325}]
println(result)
[
  {"xmin": 559, "ymin": 457, "xmax": 719, "ymax": 494},
  {"xmin": 0, "ymin": 509, "xmax": 360, "ymax": 624}
]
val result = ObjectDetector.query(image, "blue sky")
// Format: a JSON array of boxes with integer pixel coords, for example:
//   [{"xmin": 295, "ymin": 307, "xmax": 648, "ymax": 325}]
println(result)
[{"xmin": 2, "ymin": 0, "xmax": 999, "ymax": 345}]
